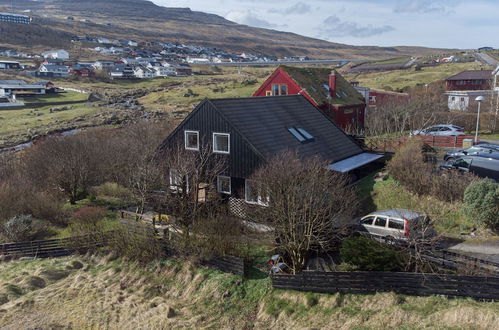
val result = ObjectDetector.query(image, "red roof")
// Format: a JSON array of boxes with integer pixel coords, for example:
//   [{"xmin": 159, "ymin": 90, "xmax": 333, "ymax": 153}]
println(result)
[{"xmin": 446, "ymin": 70, "xmax": 493, "ymax": 81}]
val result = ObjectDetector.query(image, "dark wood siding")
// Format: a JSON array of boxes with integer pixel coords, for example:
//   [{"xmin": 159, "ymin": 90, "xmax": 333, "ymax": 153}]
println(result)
[{"xmin": 164, "ymin": 101, "xmax": 264, "ymax": 179}]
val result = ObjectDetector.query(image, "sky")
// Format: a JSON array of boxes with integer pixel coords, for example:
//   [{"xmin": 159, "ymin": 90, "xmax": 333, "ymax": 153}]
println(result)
[{"xmin": 153, "ymin": 0, "xmax": 499, "ymax": 49}]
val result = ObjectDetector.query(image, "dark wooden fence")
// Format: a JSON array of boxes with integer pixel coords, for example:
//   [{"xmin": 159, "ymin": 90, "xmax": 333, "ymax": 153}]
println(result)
[
  {"xmin": 203, "ymin": 255, "xmax": 247, "ymax": 276},
  {"xmin": 0, "ymin": 235, "xmax": 106, "ymax": 259},
  {"xmin": 366, "ymin": 135, "xmax": 477, "ymax": 153},
  {"xmin": 272, "ymin": 271, "xmax": 499, "ymax": 300}
]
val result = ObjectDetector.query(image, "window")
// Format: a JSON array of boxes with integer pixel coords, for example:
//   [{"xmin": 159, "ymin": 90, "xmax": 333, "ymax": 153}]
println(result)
[
  {"xmin": 184, "ymin": 130, "xmax": 199, "ymax": 150},
  {"xmin": 361, "ymin": 216, "xmax": 375, "ymax": 225},
  {"xmin": 217, "ymin": 176, "xmax": 231, "ymax": 194},
  {"xmin": 453, "ymin": 158, "xmax": 472, "ymax": 169},
  {"xmin": 451, "ymin": 97, "xmax": 455, "ymax": 101},
  {"xmin": 460, "ymin": 97, "xmax": 465, "ymax": 102},
  {"xmin": 265, "ymin": 90, "xmax": 272, "ymax": 96},
  {"xmin": 245, "ymin": 180, "xmax": 269, "ymax": 206},
  {"xmin": 169, "ymin": 169, "xmax": 189, "ymax": 192},
  {"xmin": 280, "ymin": 84, "xmax": 288, "ymax": 95},
  {"xmin": 287, "ymin": 127, "xmax": 314, "ymax": 143},
  {"xmin": 272, "ymin": 84, "xmax": 280, "ymax": 96},
  {"xmin": 271, "ymin": 84, "xmax": 288, "ymax": 96},
  {"xmin": 388, "ymin": 219, "xmax": 405, "ymax": 230},
  {"xmin": 374, "ymin": 217, "xmax": 388, "ymax": 227},
  {"xmin": 213, "ymin": 133, "xmax": 230, "ymax": 154}
]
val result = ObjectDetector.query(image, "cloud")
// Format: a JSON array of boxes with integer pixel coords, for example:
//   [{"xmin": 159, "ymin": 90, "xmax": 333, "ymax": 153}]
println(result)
[
  {"xmin": 225, "ymin": 10, "xmax": 279, "ymax": 28},
  {"xmin": 319, "ymin": 15, "xmax": 395, "ymax": 38},
  {"xmin": 272, "ymin": 2, "xmax": 312, "ymax": 15},
  {"xmin": 393, "ymin": 0, "xmax": 450, "ymax": 14}
]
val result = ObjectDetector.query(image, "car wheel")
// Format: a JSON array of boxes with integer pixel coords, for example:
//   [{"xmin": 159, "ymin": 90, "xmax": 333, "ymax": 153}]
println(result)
[
  {"xmin": 384, "ymin": 236, "xmax": 396, "ymax": 245},
  {"xmin": 446, "ymin": 157, "xmax": 454, "ymax": 162}
]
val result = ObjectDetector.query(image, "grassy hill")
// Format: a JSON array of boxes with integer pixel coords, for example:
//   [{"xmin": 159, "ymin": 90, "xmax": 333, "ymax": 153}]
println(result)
[
  {"xmin": 1, "ymin": 255, "xmax": 498, "ymax": 328},
  {"xmin": 0, "ymin": 0, "xmax": 453, "ymax": 60}
]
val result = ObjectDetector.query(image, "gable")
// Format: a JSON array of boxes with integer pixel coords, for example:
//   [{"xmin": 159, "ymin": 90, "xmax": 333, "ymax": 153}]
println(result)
[{"xmin": 159, "ymin": 100, "xmax": 264, "ymax": 178}]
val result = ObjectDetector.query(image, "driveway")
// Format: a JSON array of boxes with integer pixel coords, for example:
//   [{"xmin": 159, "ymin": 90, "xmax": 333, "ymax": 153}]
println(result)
[{"xmin": 445, "ymin": 239, "xmax": 499, "ymax": 264}]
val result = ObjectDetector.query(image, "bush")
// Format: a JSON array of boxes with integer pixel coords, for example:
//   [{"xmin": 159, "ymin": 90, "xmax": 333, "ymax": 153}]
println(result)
[
  {"xmin": 463, "ymin": 179, "xmax": 499, "ymax": 229},
  {"xmin": 106, "ymin": 223, "xmax": 163, "ymax": 263},
  {"xmin": 340, "ymin": 236, "xmax": 406, "ymax": 271},
  {"xmin": 2, "ymin": 215, "xmax": 33, "ymax": 242},
  {"xmin": 94, "ymin": 182, "xmax": 132, "ymax": 200},
  {"xmin": 388, "ymin": 140, "xmax": 476, "ymax": 202},
  {"xmin": 190, "ymin": 216, "xmax": 247, "ymax": 259},
  {"xmin": 68, "ymin": 206, "xmax": 107, "ymax": 237}
]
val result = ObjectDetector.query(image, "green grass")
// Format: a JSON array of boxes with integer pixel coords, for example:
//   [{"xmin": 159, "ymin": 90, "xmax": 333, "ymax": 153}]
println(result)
[
  {"xmin": 346, "ymin": 62, "xmax": 484, "ymax": 91},
  {"xmin": 22, "ymin": 91, "xmax": 89, "ymax": 104}
]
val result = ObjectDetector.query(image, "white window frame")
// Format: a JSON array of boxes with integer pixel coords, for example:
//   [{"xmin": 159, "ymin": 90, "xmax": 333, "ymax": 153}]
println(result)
[
  {"xmin": 217, "ymin": 176, "xmax": 231, "ymax": 195},
  {"xmin": 244, "ymin": 180, "xmax": 269, "ymax": 206},
  {"xmin": 213, "ymin": 132, "xmax": 230, "ymax": 154},
  {"xmin": 169, "ymin": 169, "xmax": 189, "ymax": 192},
  {"xmin": 184, "ymin": 130, "xmax": 199, "ymax": 151}
]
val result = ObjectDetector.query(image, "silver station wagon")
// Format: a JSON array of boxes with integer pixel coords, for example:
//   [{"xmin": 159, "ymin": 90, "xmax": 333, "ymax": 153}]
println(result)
[{"xmin": 359, "ymin": 209, "xmax": 435, "ymax": 241}]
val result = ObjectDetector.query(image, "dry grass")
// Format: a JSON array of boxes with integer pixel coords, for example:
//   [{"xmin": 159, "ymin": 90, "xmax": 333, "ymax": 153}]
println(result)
[{"xmin": 1, "ymin": 255, "xmax": 498, "ymax": 329}]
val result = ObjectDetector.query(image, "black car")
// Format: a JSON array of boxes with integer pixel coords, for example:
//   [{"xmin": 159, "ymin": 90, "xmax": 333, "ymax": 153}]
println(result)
[
  {"xmin": 440, "ymin": 153, "xmax": 499, "ymax": 181},
  {"xmin": 443, "ymin": 144, "xmax": 499, "ymax": 161}
]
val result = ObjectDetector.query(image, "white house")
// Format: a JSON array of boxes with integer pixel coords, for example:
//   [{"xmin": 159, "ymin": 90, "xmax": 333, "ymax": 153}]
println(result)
[
  {"xmin": 152, "ymin": 66, "xmax": 176, "ymax": 77},
  {"xmin": 41, "ymin": 49, "xmax": 69, "ymax": 60},
  {"xmin": 39, "ymin": 64, "xmax": 70, "ymax": 77},
  {"xmin": 133, "ymin": 66, "xmax": 155, "ymax": 79}
]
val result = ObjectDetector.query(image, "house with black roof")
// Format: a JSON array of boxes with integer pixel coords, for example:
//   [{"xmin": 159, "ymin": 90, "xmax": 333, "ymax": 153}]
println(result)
[{"xmin": 159, "ymin": 95, "xmax": 382, "ymax": 207}]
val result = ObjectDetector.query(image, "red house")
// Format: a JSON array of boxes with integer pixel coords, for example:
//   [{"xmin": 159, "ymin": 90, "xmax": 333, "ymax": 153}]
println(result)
[
  {"xmin": 445, "ymin": 70, "xmax": 493, "ymax": 91},
  {"xmin": 70, "ymin": 66, "xmax": 95, "ymax": 77},
  {"xmin": 368, "ymin": 90, "xmax": 409, "ymax": 108},
  {"xmin": 253, "ymin": 66, "xmax": 366, "ymax": 130}
]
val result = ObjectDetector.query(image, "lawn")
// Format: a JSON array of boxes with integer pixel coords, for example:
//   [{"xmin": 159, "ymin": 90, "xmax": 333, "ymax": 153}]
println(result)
[
  {"xmin": 345, "ymin": 62, "xmax": 485, "ymax": 91},
  {"xmin": 0, "ymin": 104, "xmax": 105, "ymax": 146},
  {"xmin": 22, "ymin": 91, "xmax": 89, "ymax": 104}
]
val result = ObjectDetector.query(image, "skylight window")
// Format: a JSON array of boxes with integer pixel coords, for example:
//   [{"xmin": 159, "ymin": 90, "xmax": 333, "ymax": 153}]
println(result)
[{"xmin": 288, "ymin": 127, "xmax": 314, "ymax": 143}]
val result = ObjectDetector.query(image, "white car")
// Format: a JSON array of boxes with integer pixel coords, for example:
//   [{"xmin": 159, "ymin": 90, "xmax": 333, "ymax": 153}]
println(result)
[{"xmin": 411, "ymin": 124, "xmax": 465, "ymax": 136}]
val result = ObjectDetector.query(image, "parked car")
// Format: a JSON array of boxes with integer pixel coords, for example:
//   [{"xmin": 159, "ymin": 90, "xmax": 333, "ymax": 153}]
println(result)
[
  {"xmin": 444, "ymin": 144, "xmax": 499, "ymax": 161},
  {"xmin": 439, "ymin": 153, "xmax": 499, "ymax": 181},
  {"xmin": 359, "ymin": 209, "xmax": 436, "ymax": 241},
  {"xmin": 411, "ymin": 124, "xmax": 465, "ymax": 136}
]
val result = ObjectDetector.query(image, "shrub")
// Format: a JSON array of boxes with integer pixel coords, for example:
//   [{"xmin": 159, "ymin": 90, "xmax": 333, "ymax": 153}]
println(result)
[
  {"xmin": 68, "ymin": 206, "xmax": 107, "ymax": 237},
  {"xmin": 463, "ymin": 179, "xmax": 499, "ymax": 229},
  {"xmin": 94, "ymin": 182, "xmax": 132, "ymax": 200},
  {"xmin": 388, "ymin": 140, "xmax": 476, "ymax": 202},
  {"xmin": 106, "ymin": 224, "xmax": 163, "ymax": 263},
  {"xmin": 340, "ymin": 236, "xmax": 406, "ymax": 271},
  {"xmin": 2, "ymin": 215, "xmax": 33, "ymax": 242}
]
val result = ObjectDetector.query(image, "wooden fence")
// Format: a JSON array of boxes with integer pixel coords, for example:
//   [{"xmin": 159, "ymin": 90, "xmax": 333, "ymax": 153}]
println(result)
[
  {"xmin": 366, "ymin": 135, "xmax": 477, "ymax": 152},
  {"xmin": 271, "ymin": 271, "xmax": 499, "ymax": 300},
  {"xmin": 0, "ymin": 234, "xmax": 106, "ymax": 259},
  {"xmin": 203, "ymin": 255, "xmax": 247, "ymax": 276}
]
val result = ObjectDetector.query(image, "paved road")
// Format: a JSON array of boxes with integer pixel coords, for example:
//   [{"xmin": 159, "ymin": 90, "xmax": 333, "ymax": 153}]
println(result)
[
  {"xmin": 445, "ymin": 239, "xmax": 499, "ymax": 264},
  {"xmin": 475, "ymin": 52, "xmax": 499, "ymax": 67}
]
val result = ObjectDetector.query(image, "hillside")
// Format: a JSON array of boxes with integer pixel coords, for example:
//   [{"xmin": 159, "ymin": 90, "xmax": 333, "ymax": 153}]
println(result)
[
  {"xmin": 1, "ymin": 255, "xmax": 499, "ymax": 328},
  {"xmin": 0, "ymin": 0, "xmax": 452, "ymax": 59}
]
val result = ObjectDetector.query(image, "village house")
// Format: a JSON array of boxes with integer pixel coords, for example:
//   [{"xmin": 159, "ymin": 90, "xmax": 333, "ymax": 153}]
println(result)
[
  {"xmin": 0, "ymin": 80, "xmax": 46, "ymax": 97},
  {"xmin": 0, "ymin": 12, "xmax": 31, "ymax": 24},
  {"xmin": 41, "ymin": 49, "xmax": 70, "ymax": 60},
  {"xmin": 352, "ymin": 82, "xmax": 409, "ymax": 110},
  {"xmin": 445, "ymin": 70, "xmax": 494, "ymax": 111},
  {"xmin": 0, "ymin": 61, "xmax": 21, "ymax": 70},
  {"xmin": 109, "ymin": 64, "xmax": 135, "ymax": 79},
  {"xmin": 38, "ymin": 64, "xmax": 70, "ymax": 77},
  {"xmin": 159, "ymin": 95, "xmax": 382, "ymax": 208},
  {"xmin": 133, "ymin": 65, "xmax": 155, "ymax": 79},
  {"xmin": 70, "ymin": 64, "xmax": 96, "ymax": 77},
  {"xmin": 253, "ymin": 66, "xmax": 366, "ymax": 131},
  {"xmin": 93, "ymin": 60, "xmax": 116, "ymax": 71}
]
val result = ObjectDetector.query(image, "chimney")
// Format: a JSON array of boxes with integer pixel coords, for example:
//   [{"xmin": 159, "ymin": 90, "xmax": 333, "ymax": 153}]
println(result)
[{"xmin": 329, "ymin": 70, "xmax": 337, "ymax": 98}]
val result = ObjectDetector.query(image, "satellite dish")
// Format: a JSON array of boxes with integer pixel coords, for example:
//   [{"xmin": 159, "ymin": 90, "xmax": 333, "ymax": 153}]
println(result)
[{"xmin": 475, "ymin": 96, "xmax": 485, "ymax": 102}]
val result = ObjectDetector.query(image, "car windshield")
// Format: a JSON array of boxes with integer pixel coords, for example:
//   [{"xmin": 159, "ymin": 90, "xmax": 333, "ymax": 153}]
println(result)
[{"xmin": 453, "ymin": 158, "xmax": 471, "ymax": 168}]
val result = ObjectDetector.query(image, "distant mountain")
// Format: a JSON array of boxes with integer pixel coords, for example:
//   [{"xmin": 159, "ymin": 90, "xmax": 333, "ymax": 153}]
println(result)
[{"xmin": 0, "ymin": 0, "xmax": 453, "ymax": 59}]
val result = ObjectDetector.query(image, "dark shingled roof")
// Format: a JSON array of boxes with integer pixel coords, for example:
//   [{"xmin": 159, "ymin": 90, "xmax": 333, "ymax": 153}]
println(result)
[
  {"xmin": 209, "ymin": 95, "xmax": 363, "ymax": 163},
  {"xmin": 279, "ymin": 65, "xmax": 365, "ymax": 107},
  {"xmin": 446, "ymin": 70, "xmax": 493, "ymax": 81}
]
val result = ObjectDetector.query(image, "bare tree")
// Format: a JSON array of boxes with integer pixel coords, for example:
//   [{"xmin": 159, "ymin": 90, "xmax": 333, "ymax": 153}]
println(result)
[
  {"xmin": 23, "ymin": 132, "xmax": 102, "ymax": 204},
  {"xmin": 159, "ymin": 143, "xmax": 227, "ymax": 243},
  {"xmin": 249, "ymin": 151, "xmax": 359, "ymax": 274}
]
